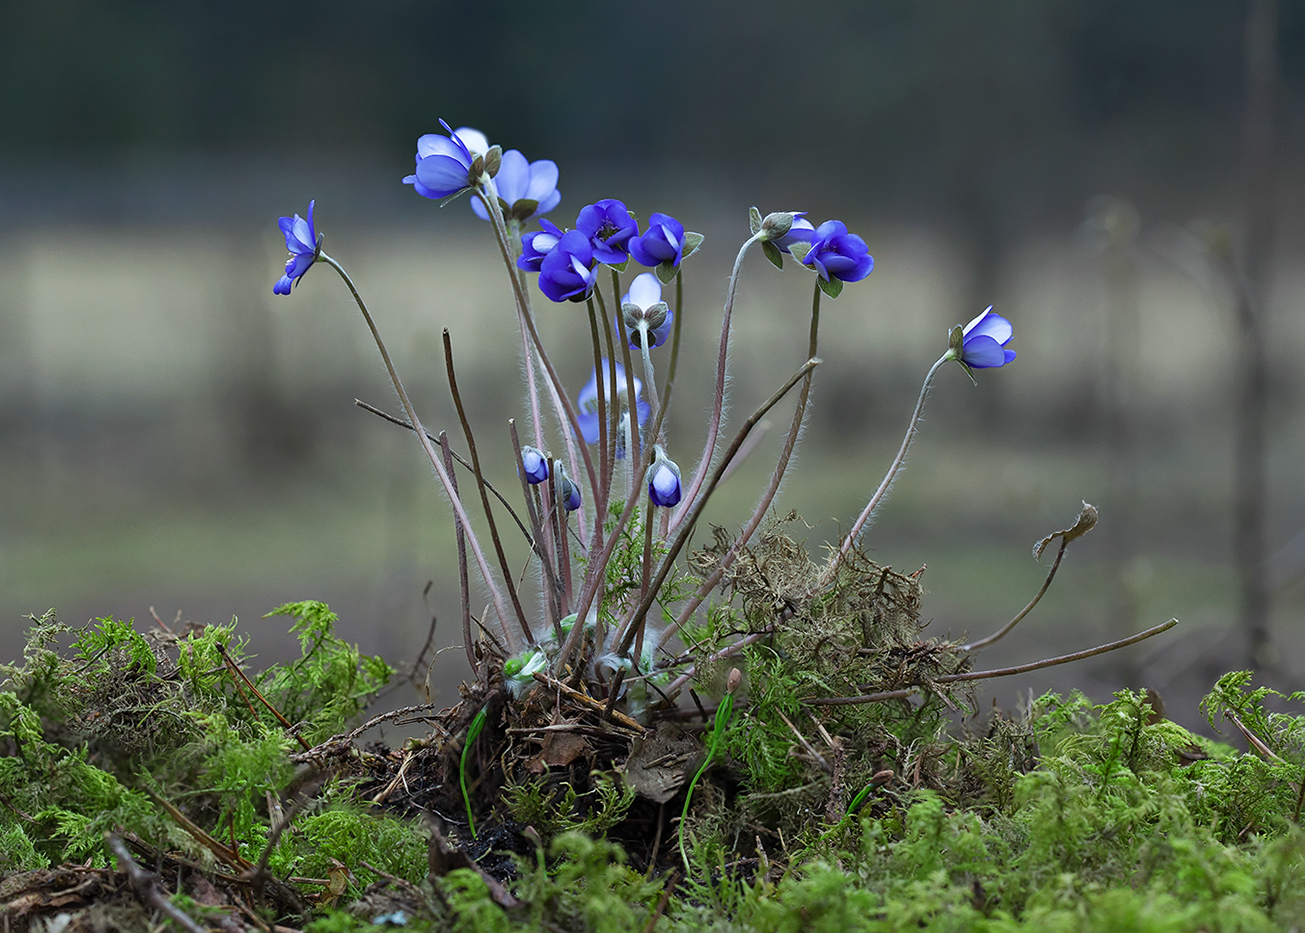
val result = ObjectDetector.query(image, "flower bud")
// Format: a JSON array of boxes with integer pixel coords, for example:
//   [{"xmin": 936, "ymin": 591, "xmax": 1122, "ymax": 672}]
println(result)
[
  {"xmin": 519, "ymin": 446, "xmax": 549, "ymax": 485},
  {"xmin": 648, "ymin": 447, "xmax": 683, "ymax": 508},
  {"xmin": 726, "ymin": 667, "xmax": 743, "ymax": 695},
  {"xmin": 558, "ymin": 468, "xmax": 583, "ymax": 512}
]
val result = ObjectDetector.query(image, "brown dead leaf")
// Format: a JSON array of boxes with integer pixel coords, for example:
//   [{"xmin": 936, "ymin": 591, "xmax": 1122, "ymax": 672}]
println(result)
[
  {"xmin": 527, "ymin": 732, "xmax": 591, "ymax": 773},
  {"xmin": 622, "ymin": 722, "xmax": 700, "ymax": 804}
]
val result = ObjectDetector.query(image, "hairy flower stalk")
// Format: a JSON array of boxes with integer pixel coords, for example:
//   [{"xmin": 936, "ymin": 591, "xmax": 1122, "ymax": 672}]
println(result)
[
  {"xmin": 478, "ymin": 186, "xmax": 600, "ymax": 543},
  {"xmin": 822, "ymin": 353, "xmax": 951, "ymax": 586},
  {"xmin": 660, "ymin": 279, "xmax": 825, "ymax": 651},
  {"xmin": 669, "ymin": 232, "xmax": 764, "ymax": 533},
  {"xmin": 315, "ymin": 251, "xmax": 519, "ymax": 653}
]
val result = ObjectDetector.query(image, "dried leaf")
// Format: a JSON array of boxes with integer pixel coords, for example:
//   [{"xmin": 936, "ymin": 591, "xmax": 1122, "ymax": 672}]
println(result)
[{"xmin": 1033, "ymin": 501, "xmax": 1099, "ymax": 560}]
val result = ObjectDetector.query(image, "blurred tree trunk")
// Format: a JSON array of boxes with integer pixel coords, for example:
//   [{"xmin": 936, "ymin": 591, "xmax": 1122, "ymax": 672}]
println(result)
[{"xmin": 1234, "ymin": 0, "xmax": 1277, "ymax": 671}]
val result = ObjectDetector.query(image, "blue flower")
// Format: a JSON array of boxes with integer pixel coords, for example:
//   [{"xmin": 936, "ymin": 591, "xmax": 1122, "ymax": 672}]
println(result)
[
  {"xmin": 402, "ymin": 120, "xmax": 478, "ymax": 200},
  {"xmin": 775, "ymin": 213, "xmax": 817, "ymax": 254},
  {"xmin": 629, "ymin": 212, "xmax": 686, "ymax": 269},
  {"xmin": 802, "ymin": 220, "xmax": 873, "ymax": 283},
  {"xmin": 959, "ymin": 307, "xmax": 1016, "ymax": 369},
  {"xmin": 472, "ymin": 148, "xmax": 561, "ymax": 223},
  {"xmin": 576, "ymin": 199, "xmax": 639, "ymax": 265},
  {"xmin": 648, "ymin": 448, "xmax": 683, "ymax": 507},
  {"xmin": 272, "ymin": 200, "xmax": 319, "ymax": 295},
  {"xmin": 621, "ymin": 272, "xmax": 673, "ymax": 349},
  {"xmin": 519, "ymin": 446, "xmax": 549, "ymax": 484},
  {"xmin": 575, "ymin": 361, "xmax": 651, "ymax": 457},
  {"xmin": 518, "ymin": 219, "xmax": 565, "ymax": 273},
  {"xmin": 537, "ymin": 230, "xmax": 597, "ymax": 303}
]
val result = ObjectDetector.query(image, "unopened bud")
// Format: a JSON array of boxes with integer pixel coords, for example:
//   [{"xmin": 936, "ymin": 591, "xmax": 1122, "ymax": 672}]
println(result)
[
  {"xmin": 760, "ymin": 211, "xmax": 795, "ymax": 240},
  {"xmin": 726, "ymin": 668, "xmax": 742, "ymax": 694},
  {"xmin": 519, "ymin": 446, "xmax": 549, "ymax": 485}
]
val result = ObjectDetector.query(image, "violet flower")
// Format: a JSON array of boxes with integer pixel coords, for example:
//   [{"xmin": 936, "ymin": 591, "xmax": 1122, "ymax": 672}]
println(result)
[
  {"xmin": 958, "ymin": 306, "xmax": 1017, "ymax": 369},
  {"xmin": 272, "ymin": 200, "xmax": 319, "ymax": 295},
  {"xmin": 802, "ymin": 220, "xmax": 874, "ymax": 283},
  {"xmin": 472, "ymin": 148, "xmax": 561, "ymax": 223},
  {"xmin": 537, "ymin": 230, "xmax": 598, "ymax": 302},
  {"xmin": 621, "ymin": 272, "xmax": 673, "ymax": 349},
  {"xmin": 648, "ymin": 448, "xmax": 683, "ymax": 508},
  {"xmin": 628, "ymin": 212, "xmax": 686, "ymax": 269},
  {"xmin": 402, "ymin": 120, "xmax": 478, "ymax": 200},
  {"xmin": 577, "ymin": 199, "xmax": 639, "ymax": 265},
  {"xmin": 775, "ymin": 213, "xmax": 817, "ymax": 254},
  {"xmin": 519, "ymin": 446, "xmax": 549, "ymax": 484},
  {"xmin": 518, "ymin": 219, "xmax": 565, "ymax": 273},
  {"xmin": 575, "ymin": 361, "xmax": 651, "ymax": 456}
]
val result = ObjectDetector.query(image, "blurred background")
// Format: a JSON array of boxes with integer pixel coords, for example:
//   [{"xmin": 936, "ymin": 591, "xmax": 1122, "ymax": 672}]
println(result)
[{"xmin": 2, "ymin": 0, "xmax": 1305, "ymax": 734}]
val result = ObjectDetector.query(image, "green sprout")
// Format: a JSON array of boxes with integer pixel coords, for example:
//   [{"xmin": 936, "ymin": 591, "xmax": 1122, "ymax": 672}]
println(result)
[
  {"xmin": 679, "ymin": 676, "xmax": 737, "ymax": 874},
  {"xmin": 460, "ymin": 706, "xmax": 488, "ymax": 839}
]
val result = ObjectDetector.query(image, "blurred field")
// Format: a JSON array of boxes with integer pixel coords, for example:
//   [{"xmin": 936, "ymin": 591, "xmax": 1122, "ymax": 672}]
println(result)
[{"xmin": 3, "ymin": 204, "xmax": 1305, "ymax": 736}]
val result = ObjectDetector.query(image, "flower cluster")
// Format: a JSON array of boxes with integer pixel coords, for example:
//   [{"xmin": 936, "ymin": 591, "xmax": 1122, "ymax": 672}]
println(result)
[
  {"xmin": 516, "ymin": 199, "xmax": 703, "ymax": 304},
  {"xmin": 268, "ymin": 116, "xmax": 1024, "ymax": 748}
]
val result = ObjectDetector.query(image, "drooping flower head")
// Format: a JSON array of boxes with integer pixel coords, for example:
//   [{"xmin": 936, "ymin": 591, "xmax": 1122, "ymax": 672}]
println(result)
[
  {"xmin": 576, "ymin": 199, "xmax": 639, "ymax": 265},
  {"xmin": 472, "ymin": 149, "xmax": 561, "ymax": 223},
  {"xmin": 953, "ymin": 306, "xmax": 1016, "ymax": 370},
  {"xmin": 621, "ymin": 272, "xmax": 673, "ymax": 349},
  {"xmin": 575, "ymin": 361, "xmax": 651, "ymax": 457},
  {"xmin": 647, "ymin": 447, "xmax": 683, "ymax": 508},
  {"xmin": 519, "ymin": 446, "xmax": 549, "ymax": 484},
  {"xmin": 557, "ymin": 468, "xmax": 583, "ymax": 512},
  {"xmin": 518, "ymin": 219, "xmax": 565, "ymax": 273},
  {"xmin": 773, "ymin": 213, "xmax": 817, "ymax": 254},
  {"xmin": 272, "ymin": 200, "xmax": 319, "ymax": 295},
  {"xmin": 629, "ymin": 212, "xmax": 686, "ymax": 269},
  {"xmin": 403, "ymin": 120, "xmax": 482, "ymax": 200},
  {"xmin": 537, "ymin": 230, "xmax": 598, "ymax": 303},
  {"xmin": 801, "ymin": 220, "xmax": 874, "ymax": 285}
]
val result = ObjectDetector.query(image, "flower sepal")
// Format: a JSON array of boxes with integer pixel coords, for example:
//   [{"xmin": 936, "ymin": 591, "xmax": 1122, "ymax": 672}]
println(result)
[
  {"xmin": 759, "ymin": 211, "xmax": 795, "ymax": 240},
  {"xmin": 748, "ymin": 206, "xmax": 763, "ymax": 236},
  {"xmin": 762, "ymin": 240, "xmax": 785, "ymax": 270},
  {"xmin": 817, "ymin": 276, "xmax": 844, "ymax": 299},
  {"xmin": 787, "ymin": 241, "xmax": 811, "ymax": 264},
  {"xmin": 653, "ymin": 231, "xmax": 702, "ymax": 284},
  {"xmin": 482, "ymin": 145, "xmax": 502, "ymax": 179}
]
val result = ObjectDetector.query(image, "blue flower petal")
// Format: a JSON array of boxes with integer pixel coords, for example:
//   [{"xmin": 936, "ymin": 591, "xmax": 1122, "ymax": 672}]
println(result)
[
  {"xmin": 961, "ymin": 335, "xmax": 1009, "ymax": 368},
  {"xmin": 965, "ymin": 311, "xmax": 1013, "ymax": 346}
]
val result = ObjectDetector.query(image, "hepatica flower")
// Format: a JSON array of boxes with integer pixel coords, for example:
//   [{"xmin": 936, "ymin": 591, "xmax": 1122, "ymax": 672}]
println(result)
[
  {"xmin": 272, "ymin": 200, "xmax": 319, "ymax": 295},
  {"xmin": 576, "ymin": 361, "xmax": 651, "ymax": 455},
  {"xmin": 403, "ymin": 119, "xmax": 478, "ymax": 200},
  {"xmin": 954, "ymin": 306, "xmax": 1017, "ymax": 370},
  {"xmin": 537, "ymin": 230, "xmax": 597, "ymax": 302},
  {"xmin": 472, "ymin": 148, "xmax": 560, "ymax": 223},
  {"xmin": 775, "ymin": 213, "xmax": 817, "ymax": 254},
  {"xmin": 519, "ymin": 446, "xmax": 549, "ymax": 484},
  {"xmin": 802, "ymin": 220, "xmax": 874, "ymax": 286},
  {"xmin": 629, "ymin": 212, "xmax": 686, "ymax": 269},
  {"xmin": 621, "ymin": 272, "xmax": 673, "ymax": 349},
  {"xmin": 518, "ymin": 219, "xmax": 565, "ymax": 273},
  {"xmin": 648, "ymin": 447, "xmax": 683, "ymax": 507},
  {"xmin": 577, "ymin": 199, "xmax": 638, "ymax": 265}
]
